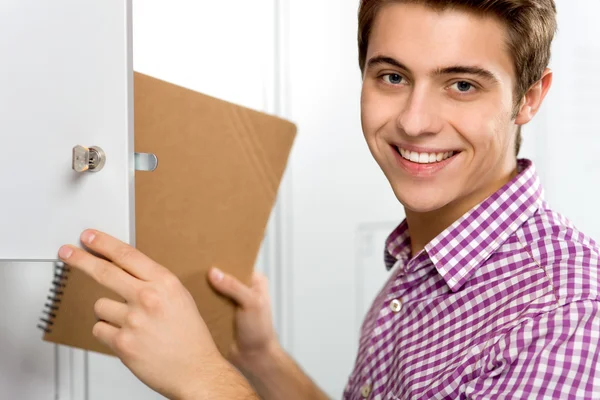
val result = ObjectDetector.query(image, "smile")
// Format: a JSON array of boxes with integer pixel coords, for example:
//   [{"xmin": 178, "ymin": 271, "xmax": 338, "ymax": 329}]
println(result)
[{"xmin": 397, "ymin": 147, "xmax": 458, "ymax": 164}]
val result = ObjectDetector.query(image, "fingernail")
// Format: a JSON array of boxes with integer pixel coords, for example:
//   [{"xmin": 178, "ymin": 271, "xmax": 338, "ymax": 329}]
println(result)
[
  {"xmin": 211, "ymin": 268, "xmax": 224, "ymax": 282},
  {"xmin": 82, "ymin": 231, "xmax": 96, "ymax": 244},
  {"xmin": 58, "ymin": 246, "xmax": 73, "ymax": 260}
]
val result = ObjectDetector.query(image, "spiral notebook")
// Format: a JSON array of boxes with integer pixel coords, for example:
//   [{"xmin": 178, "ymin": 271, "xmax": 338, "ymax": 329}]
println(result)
[{"xmin": 37, "ymin": 72, "xmax": 296, "ymax": 357}]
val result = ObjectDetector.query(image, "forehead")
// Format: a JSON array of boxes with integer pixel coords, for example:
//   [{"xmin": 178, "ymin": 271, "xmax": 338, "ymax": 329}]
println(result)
[{"xmin": 367, "ymin": 3, "xmax": 515, "ymax": 77}]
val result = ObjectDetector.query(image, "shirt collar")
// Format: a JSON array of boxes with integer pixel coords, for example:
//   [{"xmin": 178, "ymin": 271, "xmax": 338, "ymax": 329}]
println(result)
[{"xmin": 384, "ymin": 158, "xmax": 544, "ymax": 292}]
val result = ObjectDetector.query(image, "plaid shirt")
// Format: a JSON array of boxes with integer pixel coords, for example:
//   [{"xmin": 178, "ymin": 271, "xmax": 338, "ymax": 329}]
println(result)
[{"xmin": 344, "ymin": 159, "xmax": 600, "ymax": 399}]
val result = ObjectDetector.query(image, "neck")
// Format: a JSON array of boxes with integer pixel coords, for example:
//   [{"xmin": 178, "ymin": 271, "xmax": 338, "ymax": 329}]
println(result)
[{"xmin": 405, "ymin": 160, "xmax": 519, "ymax": 257}]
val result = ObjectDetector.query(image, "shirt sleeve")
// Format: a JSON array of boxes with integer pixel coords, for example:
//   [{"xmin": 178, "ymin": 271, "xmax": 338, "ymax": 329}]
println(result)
[{"xmin": 465, "ymin": 299, "xmax": 600, "ymax": 399}]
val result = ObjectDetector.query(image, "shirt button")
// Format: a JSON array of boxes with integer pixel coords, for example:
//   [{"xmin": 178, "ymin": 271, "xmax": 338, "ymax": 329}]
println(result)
[
  {"xmin": 390, "ymin": 298, "xmax": 403, "ymax": 313},
  {"xmin": 360, "ymin": 383, "xmax": 372, "ymax": 398}
]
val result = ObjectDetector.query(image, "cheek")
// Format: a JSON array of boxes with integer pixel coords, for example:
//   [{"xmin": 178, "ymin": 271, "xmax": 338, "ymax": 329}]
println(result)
[
  {"xmin": 449, "ymin": 106, "xmax": 506, "ymax": 152},
  {"xmin": 482, "ymin": 111, "xmax": 514, "ymax": 153},
  {"xmin": 360, "ymin": 86, "xmax": 396, "ymax": 138}
]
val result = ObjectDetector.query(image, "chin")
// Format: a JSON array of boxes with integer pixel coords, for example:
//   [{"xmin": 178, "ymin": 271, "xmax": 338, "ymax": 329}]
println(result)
[{"xmin": 390, "ymin": 185, "xmax": 453, "ymax": 214}]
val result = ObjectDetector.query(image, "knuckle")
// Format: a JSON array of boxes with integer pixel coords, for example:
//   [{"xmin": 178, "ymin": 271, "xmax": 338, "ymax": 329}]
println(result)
[
  {"xmin": 138, "ymin": 287, "xmax": 160, "ymax": 311},
  {"xmin": 114, "ymin": 331, "xmax": 134, "ymax": 355},
  {"xmin": 162, "ymin": 273, "xmax": 182, "ymax": 292},
  {"xmin": 125, "ymin": 311, "xmax": 141, "ymax": 329}
]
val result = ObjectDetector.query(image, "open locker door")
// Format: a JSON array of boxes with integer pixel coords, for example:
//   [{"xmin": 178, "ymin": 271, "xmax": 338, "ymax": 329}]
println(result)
[{"xmin": 0, "ymin": 0, "xmax": 135, "ymax": 261}]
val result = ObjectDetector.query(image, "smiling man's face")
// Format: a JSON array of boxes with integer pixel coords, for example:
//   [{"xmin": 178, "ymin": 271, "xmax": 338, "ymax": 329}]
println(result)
[{"xmin": 361, "ymin": 2, "xmax": 539, "ymax": 216}]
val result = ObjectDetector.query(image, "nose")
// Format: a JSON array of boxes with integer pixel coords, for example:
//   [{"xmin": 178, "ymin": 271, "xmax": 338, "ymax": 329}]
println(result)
[{"xmin": 396, "ymin": 87, "xmax": 443, "ymax": 137}]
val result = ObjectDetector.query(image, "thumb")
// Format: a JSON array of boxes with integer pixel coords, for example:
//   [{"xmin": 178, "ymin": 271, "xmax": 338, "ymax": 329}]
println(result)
[{"xmin": 208, "ymin": 267, "xmax": 253, "ymax": 308}]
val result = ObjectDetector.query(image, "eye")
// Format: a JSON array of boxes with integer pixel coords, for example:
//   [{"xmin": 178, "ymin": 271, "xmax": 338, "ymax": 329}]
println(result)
[
  {"xmin": 381, "ymin": 73, "xmax": 404, "ymax": 85},
  {"xmin": 450, "ymin": 81, "xmax": 476, "ymax": 93}
]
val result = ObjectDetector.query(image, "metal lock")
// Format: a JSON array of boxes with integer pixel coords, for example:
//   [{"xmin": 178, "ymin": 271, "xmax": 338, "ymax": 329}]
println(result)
[
  {"xmin": 72, "ymin": 145, "xmax": 158, "ymax": 172},
  {"xmin": 72, "ymin": 145, "xmax": 106, "ymax": 172}
]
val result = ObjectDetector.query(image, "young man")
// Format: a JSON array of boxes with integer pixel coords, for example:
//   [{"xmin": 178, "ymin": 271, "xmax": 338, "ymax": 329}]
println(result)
[{"xmin": 58, "ymin": 0, "xmax": 600, "ymax": 399}]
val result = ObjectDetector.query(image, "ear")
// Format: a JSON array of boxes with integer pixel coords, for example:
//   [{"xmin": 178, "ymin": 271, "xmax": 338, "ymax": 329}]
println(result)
[{"xmin": 514, "ymin": 68, "xmax": 553, "ymax": 125}]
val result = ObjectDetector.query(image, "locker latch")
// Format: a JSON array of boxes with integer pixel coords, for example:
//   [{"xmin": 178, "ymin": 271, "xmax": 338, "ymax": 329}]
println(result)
[{"xmin": 134, "ymin": 152, "xmax": 158, "ymax": 172}]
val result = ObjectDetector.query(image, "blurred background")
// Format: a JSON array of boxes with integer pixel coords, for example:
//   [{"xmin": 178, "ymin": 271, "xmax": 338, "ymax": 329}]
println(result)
[{"xmin": 1, "ymin": 0, "xmax": 599, "ymax": 398}]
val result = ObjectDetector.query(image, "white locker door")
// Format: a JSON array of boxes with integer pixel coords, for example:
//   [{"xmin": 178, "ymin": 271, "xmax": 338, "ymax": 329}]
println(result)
[
  {"xmin": 0, "ymin": 0, "xmax": 135, "ymax": 261},
  {"xmin": 1, "ymin": 0, "xmax": 134, "ymax": 399}
]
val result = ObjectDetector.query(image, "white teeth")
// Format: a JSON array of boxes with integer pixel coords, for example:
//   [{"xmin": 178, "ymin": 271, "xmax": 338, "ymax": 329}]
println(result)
[{"xmin": 398, "ymin": 148, "xmax": 456, "ymax": 164}]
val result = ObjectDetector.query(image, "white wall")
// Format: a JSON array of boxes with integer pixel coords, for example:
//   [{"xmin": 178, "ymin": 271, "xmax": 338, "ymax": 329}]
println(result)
[
  {"xmin": 1, "ymin": 1, "xmax": 599, "ymax": 399},
  {"xmin": 284, "ymin": 0, "xmax": 404, "ymax": 395},
  {"xmin": 535, "ymin": 2, "xmax": 600, "ymax": 241},
  {"xmin": 284, "ymin": 0, "xmax": 600, "ymax": 397}
]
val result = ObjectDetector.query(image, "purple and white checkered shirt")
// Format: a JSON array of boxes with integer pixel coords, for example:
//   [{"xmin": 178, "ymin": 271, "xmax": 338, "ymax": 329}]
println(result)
[{"xmin": 344, "ymin": 159, "xmax": 600, "ymax": 399}]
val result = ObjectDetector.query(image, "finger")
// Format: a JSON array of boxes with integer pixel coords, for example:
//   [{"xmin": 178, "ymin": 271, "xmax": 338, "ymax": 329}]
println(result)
[
  {"xmin": 208, "ymin": 267, "xmax": 253, "ymax": 307},
  {"xmin": 92, "ymin": 320, "xmax": 120, "ymax": 351},
  {"xmin": 250, "ymin": 271, "xmax": 270, "ymax": 297},
  {"xmin": 79, "ymin": 229, "xmax": 164, "ymax": 281},
  {"xmin": 251, "ymin": 271, "xmax": 268, "ymax": 289},
  {"xmin": 251, "ymin": 270, "xmax": 263, "ymax": 286},
  {"xmin": 94, "ymin": 298, "xmax": 129, "ymax": 328},
  {"xmin": 59, "ymin": 244, "xmax": 140, "ymax": 301}
]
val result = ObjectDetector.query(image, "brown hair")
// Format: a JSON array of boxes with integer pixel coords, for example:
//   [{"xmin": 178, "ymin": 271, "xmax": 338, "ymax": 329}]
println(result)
[{"xmin": 357, "ymin": 0, "xmax": 557, "ymax": 156}]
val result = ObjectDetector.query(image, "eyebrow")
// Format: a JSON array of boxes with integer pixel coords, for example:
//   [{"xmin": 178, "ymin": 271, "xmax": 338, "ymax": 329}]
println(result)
[{"xmin": 366, "ymin": 55, "xmax": 499, "ymax": 84}]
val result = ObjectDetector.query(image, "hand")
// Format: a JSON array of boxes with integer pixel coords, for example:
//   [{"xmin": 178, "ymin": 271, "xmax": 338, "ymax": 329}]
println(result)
[
  {"xmin": 208, "ymin": 268, "xmax": 328, "ymax": 400},
  {"xmin": 208, "ymin": 267, "xmax": 279, "ymax": 371},
  {"xmin": 58, "ymin": 229, "xmax": 227, "ymax": 400}
]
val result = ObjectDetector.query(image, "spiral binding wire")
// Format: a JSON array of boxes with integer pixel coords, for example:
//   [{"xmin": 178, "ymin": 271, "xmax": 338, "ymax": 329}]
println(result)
[{"xmin": 37, "ymin": 261, "xmax": 71, "ymax": 334}]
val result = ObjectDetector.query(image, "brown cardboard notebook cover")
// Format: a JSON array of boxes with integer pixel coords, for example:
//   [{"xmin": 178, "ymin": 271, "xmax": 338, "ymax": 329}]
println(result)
[{"xmin": 40, "ymin": 72, "xmax": 296, "ymax": 356}]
